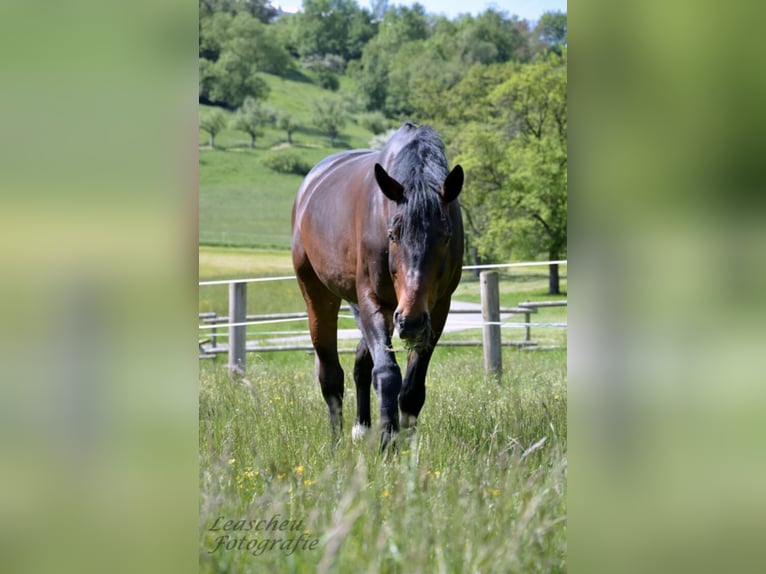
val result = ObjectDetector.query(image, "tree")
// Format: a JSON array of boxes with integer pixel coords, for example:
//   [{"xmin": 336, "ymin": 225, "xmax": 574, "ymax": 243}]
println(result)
[
  {"xmin": 276, "ymin": 113, "xmax": 299, "ymax": 144},
  {"xmin": 200, "ymin": 109, "xmax": 228, "ymax": 149},
  {"xmin": 353, "ymin": 4, "xmax": 430, "ymax": 111},
  {"xmin": 199, "ymin": 11, "xmax": 282, "ymax": 108},
  {"xmin": 534, "ymin": 11, "xmax": 567, "ymax": 55},
  {"xmin": 454, "ymin": 10, "xmax": 528, "ymax": 66},
  {"xmin": 231, "ymin": 97, "xmax": 276, "ymax": 148},
  {"xmin": 455, "ymin": 50, "xmax": 567, "ymax": 294},
  {"xmin": 312, "ymin": 97, "xmax": 347, "ymax": 146},
  {"xmin": 199, "ymin": 0, "xmax": 277, "ymax": 23},
  {"xmin": 291, "ymin": 0, "xmax": 374, "ymax": 61}
]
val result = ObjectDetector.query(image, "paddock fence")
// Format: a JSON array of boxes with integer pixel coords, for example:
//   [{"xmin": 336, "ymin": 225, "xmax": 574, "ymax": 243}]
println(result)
[{"xmin": 199, "ymin": 261, "xmax": 567, "ymax": 377}]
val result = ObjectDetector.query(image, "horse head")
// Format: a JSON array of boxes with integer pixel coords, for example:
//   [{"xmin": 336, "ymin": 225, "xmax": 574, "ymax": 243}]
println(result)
[{"xmin": 374, "ymin": 162, "xmax": 464, "ymax": 348}]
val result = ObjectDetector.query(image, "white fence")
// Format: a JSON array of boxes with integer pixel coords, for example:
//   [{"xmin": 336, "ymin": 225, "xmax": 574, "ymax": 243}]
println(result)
[{"xmin": 199, "ymin": 261, "xmax": 567, "ymax": 377}]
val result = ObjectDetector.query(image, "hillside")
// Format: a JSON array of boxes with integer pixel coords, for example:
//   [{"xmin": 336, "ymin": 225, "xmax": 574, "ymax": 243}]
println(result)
[{"xmin": 199, "ymin": 73, "xmax": 381, "ymax": 249}]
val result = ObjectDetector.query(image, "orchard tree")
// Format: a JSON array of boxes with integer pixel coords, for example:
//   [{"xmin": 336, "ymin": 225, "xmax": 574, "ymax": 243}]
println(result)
[
  {"xmin": 200, "ymin": 109, "xmax": 228, "ymax": 149},
  {"xmin": 231, "ymin": 97, "xmax": 276, "ymax": 148},
  {"xmin": 276, "ymin": 113, "xmax": 299, "ymax": 144},
  {"xmin": 312, "ymin": 97, "xmax": 347, "ymax": 146}
]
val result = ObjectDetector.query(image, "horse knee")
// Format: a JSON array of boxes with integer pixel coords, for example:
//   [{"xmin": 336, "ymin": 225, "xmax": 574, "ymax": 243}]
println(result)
[
  {"xmin": 372, "ymin": 364, "xmax": 401, "ymax": 395},
  {"xmin": 316, "ymin": 355, "xmax": 343, "ymax": 390},
  {"xmin": 353, "ymin": 346, "xmax": 372, "ymax": 386},
  {"xmin": 399, "ymin": 385, "xmax": 426, "ymax": 418}
]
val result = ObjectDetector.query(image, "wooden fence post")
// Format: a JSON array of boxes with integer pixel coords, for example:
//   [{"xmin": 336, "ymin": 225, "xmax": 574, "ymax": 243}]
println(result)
[
  {"xmin": 480, "ymin": 271, "xmax": 502, "ymax": 379},
  {"xmin": 228, "ymin": 281, "xmax": 247, "ymax": 375}
]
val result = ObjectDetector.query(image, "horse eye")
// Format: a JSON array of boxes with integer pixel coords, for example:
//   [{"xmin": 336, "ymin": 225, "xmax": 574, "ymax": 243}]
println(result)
[{"xmin": 388, "ymin": 229, "xmax": 398, "ymax": 243}]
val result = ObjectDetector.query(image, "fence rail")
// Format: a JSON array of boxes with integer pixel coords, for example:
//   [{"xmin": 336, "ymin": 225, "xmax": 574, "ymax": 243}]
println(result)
[{"xmin": 199, "ymin": 261, "xmax": 567, "ymax": 375}]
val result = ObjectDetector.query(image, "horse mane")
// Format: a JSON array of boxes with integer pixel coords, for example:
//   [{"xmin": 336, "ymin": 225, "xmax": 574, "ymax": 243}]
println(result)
[{"xmin": 380, "ymin": 123, "xmax": 451, "ymax": 245}]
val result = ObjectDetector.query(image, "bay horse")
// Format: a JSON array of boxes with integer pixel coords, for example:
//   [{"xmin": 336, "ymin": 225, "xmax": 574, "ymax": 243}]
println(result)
[{"xmin": 291, "ymin": 122, "xmax": 464, "ymax": 447}]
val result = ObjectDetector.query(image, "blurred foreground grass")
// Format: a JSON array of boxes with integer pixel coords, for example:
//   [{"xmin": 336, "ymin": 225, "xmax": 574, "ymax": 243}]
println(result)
[{"xmin": 199, "ymin": 348, "xmax": 567, "ymax": 573}]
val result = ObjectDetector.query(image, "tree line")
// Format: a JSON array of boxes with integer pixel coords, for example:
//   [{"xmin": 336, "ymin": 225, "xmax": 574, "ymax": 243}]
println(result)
[{"xmin": 199, "ymin": 0, "xmax": 567, "ymax": 292}]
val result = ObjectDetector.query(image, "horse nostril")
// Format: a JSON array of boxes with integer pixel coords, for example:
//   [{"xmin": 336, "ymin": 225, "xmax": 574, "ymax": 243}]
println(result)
[{"xmin": 396, "ymin": 311, "xmax": 430, "ymax": 338}]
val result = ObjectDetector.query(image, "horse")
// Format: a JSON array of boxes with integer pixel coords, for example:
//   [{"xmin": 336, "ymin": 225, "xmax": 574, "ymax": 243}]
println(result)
[{"xmin": 291, "ymin": 122, "xmax": 464, "ymax": 448}]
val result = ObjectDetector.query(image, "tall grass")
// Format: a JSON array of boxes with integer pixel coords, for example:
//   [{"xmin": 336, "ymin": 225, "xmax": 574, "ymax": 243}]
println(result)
[{"xmin": 199, "ymin": 348, "xmax": 566, "ymax": 573}]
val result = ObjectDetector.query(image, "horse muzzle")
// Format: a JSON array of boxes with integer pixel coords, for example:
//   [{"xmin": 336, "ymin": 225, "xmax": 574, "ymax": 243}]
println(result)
[{"xmin": 394, "ymin": 310, "xmax": 430, "ymax": 342}]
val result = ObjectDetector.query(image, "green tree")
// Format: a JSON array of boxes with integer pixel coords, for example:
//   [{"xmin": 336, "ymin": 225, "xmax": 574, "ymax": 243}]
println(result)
[
  {"xmin": 454, "ymin": 10, "xmax": 529, "ymax": 66},
  {"xmin": 534, "ymin": 11, "xmax": 567, "ymax": 55},
  {"xmin": 200, "ymin": 109, "xmax": 228, "ymax": 149},
  {"xmin": 199, "ymin": 0, "xmax": 277, "ymax": 23},
  {"xmin": 312, "ymin": 97, "xmax": 347, "ymax": 146},
  {"xmin": 353, "ymin": 4, "xmax": 430, "ymax": 111},
  {"xmin": 231, "ymin": 97, "xmax": 276, "ymax": 148},
  {"xmin": 291, "ymin": 0, "xmax": 374, "ymax": 61},
  {"xmin": 354, "ymin": 38, "xmax": 390, "ymax": 110},
  {"xmin": 456, "ymin": 50, "xmax": 567, "ymax": 294},
  {"xmin": 276, "ymin": 113, "xmax": 298, "ymax": 144},
  {"xmin": 199, "ymin": 11, "xmax": 285, "ymax": 108}
]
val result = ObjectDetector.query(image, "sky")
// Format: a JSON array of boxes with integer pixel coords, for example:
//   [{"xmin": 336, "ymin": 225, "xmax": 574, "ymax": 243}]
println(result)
[
  {"xmin": 274, "ymin": 1, "xmax": 567, "ymax": 23},
  {"xmin": 359, "ymin": 0, "xmax": 567, "ymax": 22}
]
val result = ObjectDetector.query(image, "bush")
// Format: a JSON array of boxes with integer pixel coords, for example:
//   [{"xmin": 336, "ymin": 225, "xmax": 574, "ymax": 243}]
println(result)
[
  {"xmin": 261, "ymin": 150, "xmax": 312, "ymax": 175},
  {"xmin": 359, "ymin": 111, "xmax": 389, "ymax": 134},
  {"xmin": 317, "ymin": 70, "xmax": 340, "ymax": 91}
]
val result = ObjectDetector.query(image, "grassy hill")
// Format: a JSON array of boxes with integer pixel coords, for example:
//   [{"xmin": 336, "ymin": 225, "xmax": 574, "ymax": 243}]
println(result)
[{"xmin": 199, "ymin": 73, "xmax": 382, "ymax": 249}]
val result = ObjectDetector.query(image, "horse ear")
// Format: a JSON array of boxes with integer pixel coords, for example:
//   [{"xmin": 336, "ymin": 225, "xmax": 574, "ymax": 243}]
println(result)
[
  {"xmin": 442, "ymin": 165, "xmax": 464, "ymax": 203},
  {"xmin": 374, "ymin": 163, "xmax": 405, "ymax": 203}
]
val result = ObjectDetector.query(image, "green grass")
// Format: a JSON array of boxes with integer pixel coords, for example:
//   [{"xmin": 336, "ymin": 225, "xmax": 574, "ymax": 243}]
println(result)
[{"xmin": 199, "ymin": 347, "xmax": 567, "ymax": 573}]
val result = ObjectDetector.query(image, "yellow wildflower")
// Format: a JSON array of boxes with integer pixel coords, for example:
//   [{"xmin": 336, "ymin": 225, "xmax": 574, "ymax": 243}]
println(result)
[{"xmin": 295, "ymin": 465, "xmax": 305, "ymax": 474}]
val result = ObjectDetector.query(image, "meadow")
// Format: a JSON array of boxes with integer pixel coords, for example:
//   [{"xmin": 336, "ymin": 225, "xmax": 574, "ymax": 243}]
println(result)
[
  {"xmin": 199, "ymin": 250, "xmax": 567, "ymax": 572},
  {"xmin": 199, "ymin": 346, "xmax": 567, "ymax": 573}
]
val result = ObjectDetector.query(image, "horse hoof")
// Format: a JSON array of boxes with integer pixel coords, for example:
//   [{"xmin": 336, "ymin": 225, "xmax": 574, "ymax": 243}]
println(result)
[
  {"xmin": 352, "ymin": 423, "xmax": 370, "ymax": 442},
  {"xmin": 399, "ymin": 413, "xmax": 418, "ymax": 430}
]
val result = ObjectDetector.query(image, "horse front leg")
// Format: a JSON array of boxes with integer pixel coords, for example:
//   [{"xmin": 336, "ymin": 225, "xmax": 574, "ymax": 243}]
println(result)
[
  {"xmin": 399, "ymin": 348, "xmax": 433, "ymax": 434},
  {"xmin": 398, "ymin": 295, "xmax": 450, "ymax": 435},
  {"xmin": 357, "ymin": 296, "xmax": 401, "ymax": 449},
  {"xmin": 352, "ymin": 336, "xmax": 373, "ymax": 441}
]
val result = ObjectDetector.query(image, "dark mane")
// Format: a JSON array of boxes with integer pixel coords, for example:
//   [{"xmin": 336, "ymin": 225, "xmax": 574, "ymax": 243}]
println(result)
[{"xmin": 382, "ymin": 124, "xmax": 451, "ymax": 245}]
